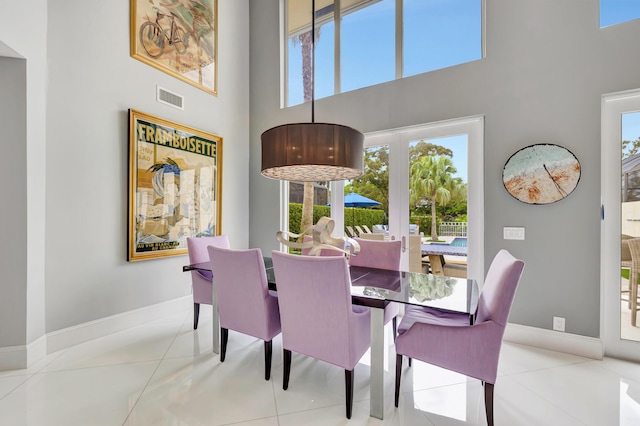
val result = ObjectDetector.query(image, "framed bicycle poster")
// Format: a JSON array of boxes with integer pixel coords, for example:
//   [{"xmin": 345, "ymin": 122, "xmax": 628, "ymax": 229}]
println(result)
[
  {"xmin": 128, "ymin": 109, "xmax": 223, "ymax": 261},
  {"xmin": 130, "ymin": 0, "xmax": 218, "ymax": 96}
]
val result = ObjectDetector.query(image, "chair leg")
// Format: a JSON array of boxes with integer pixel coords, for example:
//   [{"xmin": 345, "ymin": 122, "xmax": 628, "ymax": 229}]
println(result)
[
  {"xmin": 345, "ymin": 369, "xmax": 354, "ymax": 419},
  {"xmin": 283, "ymin": 349, "xmax": 292, "ymax": 390},
  {"xmin": 392, "ymin": 316, "xmax": 397, "ymax": 342},
  {"xmin": 193, "ymin": 303, "xmax": 200, "ymax": 329},
  {"xmin": 220, "ymin": 328, "xmax": 228, "ymax": 362},
  {"xmin": 264, "ymin": 340, "xmax": 272, "ymax": 380},
  {"xmin": 632, "ymin": 273, "xmax": 639, "ymax": 327},
  {"xmin": 484, "ymin": 382, "xmax": 494, "ymax": 426},
  {"xmin": 394, "ymin": 354, "xmax": 403, "ymax": 407}
]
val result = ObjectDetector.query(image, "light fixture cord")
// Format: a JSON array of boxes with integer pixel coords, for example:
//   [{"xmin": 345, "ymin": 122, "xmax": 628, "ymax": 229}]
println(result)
[{"xmin": 311, "ymin": 0, "xmax": 315, "ymax": 123}]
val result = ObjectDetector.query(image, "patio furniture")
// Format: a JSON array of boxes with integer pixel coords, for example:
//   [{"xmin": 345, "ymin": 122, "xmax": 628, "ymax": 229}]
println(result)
[
  {"xmin": 346, "ymin": 226, "xmax": 357, "ymax": 238},
  {"xmin": 622, "ymin": 234, "xmax": 634, "ymax": 308},
  {"xmin": 355, "ymin": 225, "xmax": 365, "ymax": 235},
  {"xmin": 362, "ymin": 225, "xmax": 373, "ymax": 233},
  {"xmin": 626, "ymin": 238, "xmax": 640, "ymax": 326},
  {"xmin": 358, "ymin": 233, "xmax": 385, "ymax": 241}
]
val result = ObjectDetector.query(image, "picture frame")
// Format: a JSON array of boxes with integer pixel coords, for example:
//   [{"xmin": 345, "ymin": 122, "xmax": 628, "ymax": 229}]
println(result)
[
  {"xmin": 130, "ymin": 0, "xmax": 218, "ymax": 96},
  {"xmin": 502, "ymin": 143, "xmax": 581, "ymax": 205},
  {"xmin": 128, "ymin": 109, "xmax": 223, "ymax": 261}
]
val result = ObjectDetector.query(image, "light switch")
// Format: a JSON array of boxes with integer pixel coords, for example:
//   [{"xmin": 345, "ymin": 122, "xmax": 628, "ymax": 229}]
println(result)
[{"xmin": 503, "ymin": 227, "xmax": 525, "ymax": 240}]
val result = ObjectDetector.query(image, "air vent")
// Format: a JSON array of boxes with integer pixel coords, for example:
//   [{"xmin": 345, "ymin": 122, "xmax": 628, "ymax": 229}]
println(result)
[{"xmin": 157, "ymin": 86, "xmax": 184, "ymax": 110}]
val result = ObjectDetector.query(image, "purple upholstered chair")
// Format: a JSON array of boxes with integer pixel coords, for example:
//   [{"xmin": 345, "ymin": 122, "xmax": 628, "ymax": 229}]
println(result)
[
  {"xmin": 394, "ymin": 249, "xmax": 525, "ymax": 426},
  {"xmin": 349, "ymin": 238, "xmax": 402, "ymax": 340},
  {"xmin": 207, "ymin": 245, "xmax": 281, "ymax": 380},
  {"xmin": 271, "ymin": 251, "xmax": 371, "ymax": 419},
  {"xmin": 187, "ymin": 235, "xmax": 230, "ymax": 329}
]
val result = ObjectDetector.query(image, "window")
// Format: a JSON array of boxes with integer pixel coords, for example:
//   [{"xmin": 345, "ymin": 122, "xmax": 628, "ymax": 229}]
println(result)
[
  {"xmin": 285, "ymin": 0, "xmax": 483, "ymax": 107},
  {"xmin": 600, "ymin": 0, "xmax": 640, "ymax": 28}
]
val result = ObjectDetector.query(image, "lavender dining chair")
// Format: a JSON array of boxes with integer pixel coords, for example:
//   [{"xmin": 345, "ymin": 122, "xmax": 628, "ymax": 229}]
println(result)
[
  {"xmin": 349, "ymin": 238, "xmax": 402, "ymax": 340},
  {"xmin": 207, "ymin": 245, "xmax": 281, "ymax": 380},
  {"xmin": 187, "ymin": 235, "xmax": 230, "ymax": 329},
  {"xmin": 394, "ymin": 249, "xmax": 525, "ymax": 426},
  {"xmin": 271, "ymin": 251, "xmax": 371, "ymax": 419}
]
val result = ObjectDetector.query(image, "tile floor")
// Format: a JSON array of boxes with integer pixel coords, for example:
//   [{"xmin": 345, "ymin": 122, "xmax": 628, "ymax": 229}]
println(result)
[{"xmin": 1, "ymin": 305, "xmax": 640, "ymax": 425}]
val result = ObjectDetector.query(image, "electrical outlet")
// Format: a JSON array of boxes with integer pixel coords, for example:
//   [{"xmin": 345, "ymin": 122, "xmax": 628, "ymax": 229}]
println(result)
[{"xmin": 553, "ymin": 316, "xmax": 565, "ymax": 332}]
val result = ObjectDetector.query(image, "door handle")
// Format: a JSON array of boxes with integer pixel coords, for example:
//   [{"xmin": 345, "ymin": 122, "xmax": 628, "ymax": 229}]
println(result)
[{"xmin": 401, "ymin": 236, "xmax": 406, "ymax": 252}]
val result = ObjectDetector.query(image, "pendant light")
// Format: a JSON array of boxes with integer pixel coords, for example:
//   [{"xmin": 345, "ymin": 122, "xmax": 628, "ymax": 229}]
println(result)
[{"xmin": 261, "ymin": 0, "xmax": 364, "ymax": 182}]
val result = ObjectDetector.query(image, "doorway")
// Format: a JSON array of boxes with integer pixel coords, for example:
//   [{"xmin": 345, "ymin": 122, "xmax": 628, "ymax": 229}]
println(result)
[
  {"xmin": 362, "ymin": 116, "xmax": 484, "ymax": 282},
  {"xmin": 602, "ymin": 89, "xmax": 640, "ymax": 361}
]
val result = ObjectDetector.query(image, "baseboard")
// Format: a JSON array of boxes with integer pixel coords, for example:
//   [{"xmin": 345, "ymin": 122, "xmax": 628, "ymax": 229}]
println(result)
[
  {"xmin": 0, "ymin": 297, "xmax": 191, "ymax": 371},
  {"xmin": 0, "ymin": 335, "xmax": 47, "ymax": 371},
  {"xmin": 46, "ymin": 296, "xmax": 191, "ymax": 354},
  {"xmin": 504, "ymin": 322, "xmax": 604, "ymax": 360}
]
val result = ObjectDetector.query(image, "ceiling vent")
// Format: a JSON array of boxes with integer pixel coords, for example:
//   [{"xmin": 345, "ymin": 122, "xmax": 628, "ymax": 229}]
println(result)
[{"xmin": 157, "ymin": 86, "xmax": 184, "ymax": 110}]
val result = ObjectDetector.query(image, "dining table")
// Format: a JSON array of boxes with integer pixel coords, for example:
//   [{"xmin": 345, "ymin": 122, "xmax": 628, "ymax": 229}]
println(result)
[{"xmin": 184, "ymin": 255, "xmax": 479, "ymax": 420}]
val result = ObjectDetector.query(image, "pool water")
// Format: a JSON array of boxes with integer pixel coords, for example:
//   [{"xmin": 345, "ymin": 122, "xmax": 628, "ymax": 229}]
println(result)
[
  {"xmin": 450, "ymin": 237, "xmax": 468, "ymax": 247},
  {"xmin": 430, "ymin": 237, "xmax": 468, "ymax": 247}
]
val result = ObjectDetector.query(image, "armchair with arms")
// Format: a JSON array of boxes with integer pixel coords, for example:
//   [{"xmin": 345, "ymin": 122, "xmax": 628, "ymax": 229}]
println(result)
[
  {"xmin": 394, "ymin": 249, "xmax": 525, "ymax": 426},
  {"xmin": 186, "ymin": 235, "xmax": 230, "ymax": 329}
]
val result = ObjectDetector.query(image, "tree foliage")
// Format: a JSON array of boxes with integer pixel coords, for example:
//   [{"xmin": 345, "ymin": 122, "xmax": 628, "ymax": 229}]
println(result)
[
  {"xmin": 623, "ymin": 137, "xmax": 640, "ymax": 159},
  {"xmin": 348, "ymin": 141, "xmax": 466, "ymax": 227}
]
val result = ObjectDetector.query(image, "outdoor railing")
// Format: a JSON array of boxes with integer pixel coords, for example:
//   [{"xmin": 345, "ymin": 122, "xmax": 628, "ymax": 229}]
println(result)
[{"xmin": 439, "ymin": 222, "xmax": 467, "ymax": 237}]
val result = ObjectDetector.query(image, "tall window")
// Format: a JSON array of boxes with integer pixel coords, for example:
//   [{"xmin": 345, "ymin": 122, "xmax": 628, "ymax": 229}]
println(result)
[
  {"xmin": 600, "ymin": 0, "xmax": 640, "ymax": 28},
  {"xmin": 285, "ymin": 0, "xmax": 483, "ymax": 107}
]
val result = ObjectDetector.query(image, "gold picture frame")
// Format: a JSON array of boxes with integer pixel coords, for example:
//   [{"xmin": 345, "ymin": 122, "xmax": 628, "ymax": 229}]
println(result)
[
  {"xmin": 128, "ymin": 109, "xmax": 223, "ymax": 261},
  {"xmin": 130, "ymin": 0, "xmax": 217, "ymax": 96}
]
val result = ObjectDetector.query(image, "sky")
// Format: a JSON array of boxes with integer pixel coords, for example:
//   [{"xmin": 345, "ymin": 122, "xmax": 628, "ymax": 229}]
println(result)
[{"xmin": 287, "ymin": 0, "xmax": 640, "ymax": 181}]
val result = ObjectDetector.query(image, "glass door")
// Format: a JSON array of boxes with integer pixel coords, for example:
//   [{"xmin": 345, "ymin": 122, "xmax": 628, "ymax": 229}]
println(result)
[
  {"xmin": 361, "ymin": 117, "xmax": 484, "ymax": 281},
  {"xmin": 602, "ymin": 90, "xmax": 640, "ymax": 361}
]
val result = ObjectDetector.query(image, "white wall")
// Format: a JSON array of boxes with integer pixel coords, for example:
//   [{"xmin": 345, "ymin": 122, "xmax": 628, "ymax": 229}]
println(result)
[
  {"xmin": 0, "ymin": 0, "xmax": 48, "ymax": 352},
  {"xmin": 43, "ymin": 0, "xmax": 250, "ymax": 332},
  {"xmin": 249, "ymin": 0, "xmax": 640, "ymax": 338}
]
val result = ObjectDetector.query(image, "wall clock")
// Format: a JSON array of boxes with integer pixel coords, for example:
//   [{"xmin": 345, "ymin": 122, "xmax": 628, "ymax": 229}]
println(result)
[{"xmin": 502, "ymin": 143, "xmax": 581, "ymax": 205}]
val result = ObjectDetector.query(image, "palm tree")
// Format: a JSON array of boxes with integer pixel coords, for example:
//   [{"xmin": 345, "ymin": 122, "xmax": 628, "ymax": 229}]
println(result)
[
  {"xmin": 294, "ymin": 27, "xmax": 320, "ymax": 237},
  {"xmin": 410, "ymin": 156, "xmax": 460, "ymax": 241}
]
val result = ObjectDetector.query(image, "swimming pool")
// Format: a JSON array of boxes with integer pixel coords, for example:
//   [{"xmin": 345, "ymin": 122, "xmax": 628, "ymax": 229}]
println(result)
[
  {"xmin": 450, "ymin": 237, "xmax": 468, "ymax": 247},
  {"xmin": 430, "ymin": 237, "xmax": 467, "ymax": 247}
]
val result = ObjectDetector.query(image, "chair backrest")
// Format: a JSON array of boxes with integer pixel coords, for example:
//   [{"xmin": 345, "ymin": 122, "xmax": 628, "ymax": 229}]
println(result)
[
  {"xmin": 346, "ymin": 226, "xmax": 357, "ymax": 238},
  {"xmin": 622, "ymin": 234, "xmax": 634, "ymax": 262},
  {"xmin": 349, "ymin": 238, "xmax": 401, "ymax": 270},
  {"xmin": 271, "ymin": 251, "xmax": 366, "ymax": 369},
  {"xmin": 187, "ymin": 235, "xmax": 230, "ymax": 280},
  {"xmin": 475, "ymin": 249, "xmax": 525, "ymax": 327},
  {"xmin": 627, "ymin": 238, "xmax": 640, "ymax": 269},
  {"xmin": 207, "ymin": 245, "xmax": 276, "ymax": 339}
]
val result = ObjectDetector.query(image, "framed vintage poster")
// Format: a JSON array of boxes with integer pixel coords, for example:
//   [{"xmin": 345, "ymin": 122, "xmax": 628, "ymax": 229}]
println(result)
[
  {"xmin": 128, "ymin": 109, "xmax": 222, "ymax": 261},
  {"xmin": 130, "ymin": 0, "xmax": 217, "ymax": 96}
]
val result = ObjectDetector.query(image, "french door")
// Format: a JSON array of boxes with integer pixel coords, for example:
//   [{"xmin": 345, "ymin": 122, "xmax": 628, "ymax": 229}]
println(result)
[
  {"xmin": 602, "ymin": 90, "xmax": 640, "ymax": 361},
  {"xmin": 360, "ymin": 116, "xmax": 485, "ymax": 282}
]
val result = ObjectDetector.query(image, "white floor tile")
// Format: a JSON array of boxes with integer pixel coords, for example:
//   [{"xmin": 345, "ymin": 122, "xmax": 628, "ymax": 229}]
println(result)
[
  {"xmin": 127, "ymin": 352, "xmax": 278, "ymax": 425},
  {"xmin": 0, "ymin": 361, "xmax": 158, "ymax": 425},
  {"xmin": 1, "ymin": 305, "xmax": 640, "ymax": 425}
]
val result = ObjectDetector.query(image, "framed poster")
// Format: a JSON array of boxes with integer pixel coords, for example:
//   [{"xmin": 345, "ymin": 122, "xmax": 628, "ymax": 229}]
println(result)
[
  {"xmin": 502, "ymin": 143, "xmax": 581, "ymax": 205},
  {"xmin": 130, "ymin": 0, "xmax": 217, "ymax": 96},
  {"xmin": 128, "ymin": 109, "xmax": 222, "ymax": 261}
]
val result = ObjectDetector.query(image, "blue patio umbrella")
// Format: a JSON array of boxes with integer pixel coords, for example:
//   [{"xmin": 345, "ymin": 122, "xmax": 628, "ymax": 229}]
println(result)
[
  {"xmin": 328, "ymin": 192, "xmax": 381, "ymax": 226},
  {"xmin": 343, "ymin": 192, "xmax": 381, "ymax": 208}
]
